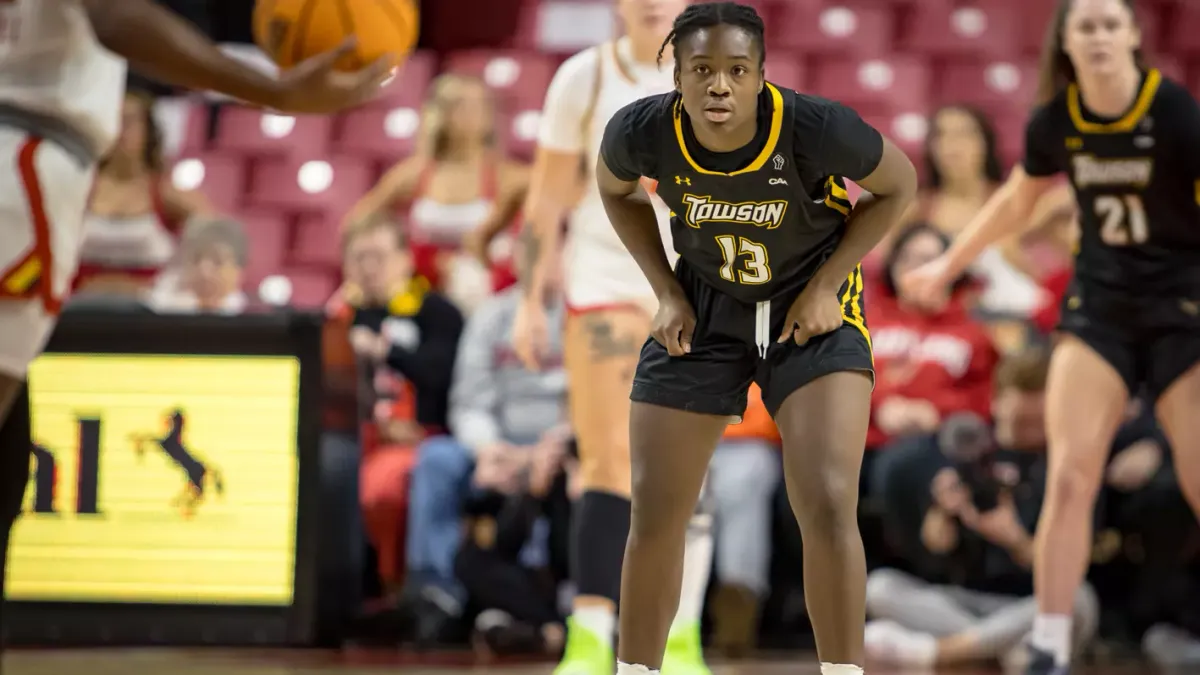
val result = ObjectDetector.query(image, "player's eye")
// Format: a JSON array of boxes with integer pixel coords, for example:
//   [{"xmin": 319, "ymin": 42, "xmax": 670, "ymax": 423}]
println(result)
[
  {"xmin": 694, "ymin": 64, "xmax": 710, "ymax": 75},
  {"xmin": 731, "ymin": 66, "xmax": 748, "ymax": 76}
]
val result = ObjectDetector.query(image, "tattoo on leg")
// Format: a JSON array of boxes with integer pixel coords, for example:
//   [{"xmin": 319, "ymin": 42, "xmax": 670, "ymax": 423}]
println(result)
[
  {"xmin": 584, "ymin": 316, "xmax": 641, "ymax": 362},
  {"xmin": 517, "ymin": 225, "xmax": 541, "ymax": 295}
]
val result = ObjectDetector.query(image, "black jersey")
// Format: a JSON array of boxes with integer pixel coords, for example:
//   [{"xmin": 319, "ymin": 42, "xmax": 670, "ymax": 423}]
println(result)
[
  {"xmin": 600, "ymin": 83, "xmax": 884, "ymax": 303},
  {"xmin": 1024, "ymin": 69, "xmax": 1200, "ymax": 295}
]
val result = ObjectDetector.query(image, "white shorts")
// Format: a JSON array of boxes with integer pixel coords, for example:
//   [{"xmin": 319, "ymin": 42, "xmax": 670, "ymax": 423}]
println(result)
[{"xmin": 0, "ymin": 129, "xmax": 94, "ymax": 377}]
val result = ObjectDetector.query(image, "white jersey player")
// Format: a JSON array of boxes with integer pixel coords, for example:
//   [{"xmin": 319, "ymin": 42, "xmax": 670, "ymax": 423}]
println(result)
[
  {"xmin": 0, "ymin": 0, "xmax": 391, "ymax": 640},
  {"xmin": 509, "ymin": 2, "xmax": 712, "ymax": 675}
]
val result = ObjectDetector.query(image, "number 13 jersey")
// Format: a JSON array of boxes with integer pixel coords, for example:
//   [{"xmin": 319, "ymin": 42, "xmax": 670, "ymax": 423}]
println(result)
[
  {"xmin": 1024, "ymin": 69, "xmax": 1200, "ymax": 296},
  {"xmin": 599, "ymin": 83, "xmax": 883, "ymax": 304}
]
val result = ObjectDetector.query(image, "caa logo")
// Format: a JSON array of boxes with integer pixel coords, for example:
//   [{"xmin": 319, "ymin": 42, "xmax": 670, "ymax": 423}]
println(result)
[{"xmin": 769, "ymin": 178, "xmax": 788, "ymax": 186}]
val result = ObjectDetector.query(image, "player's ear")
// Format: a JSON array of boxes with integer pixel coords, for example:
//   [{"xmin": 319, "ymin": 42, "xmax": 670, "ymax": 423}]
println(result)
[{"xmin": 673, "ymin": 67, "xmax": 681, "ymax": 93}]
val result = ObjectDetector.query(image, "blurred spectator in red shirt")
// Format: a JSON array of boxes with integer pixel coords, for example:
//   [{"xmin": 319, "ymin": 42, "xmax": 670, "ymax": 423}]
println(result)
[
  {"xmin": 344, "ymin": 74, "xmax": 526, "ymax": 313},
  {"xmin": 869, "ymin": 223, "xmax": 999, "ymax": 451},
  {"xmin": 342, "ymin": 218, "xmax": 465, "ymax": 590}
]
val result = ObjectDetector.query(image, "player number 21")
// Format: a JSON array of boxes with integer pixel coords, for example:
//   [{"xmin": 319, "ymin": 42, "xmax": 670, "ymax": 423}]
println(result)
[
  {"xmin": 1096, "ymin": 194, "xmax": 1149, "ymax": 246},
  {"xmin": 716, "ymin": 235, "xmax": 771, "ymax": 285}
]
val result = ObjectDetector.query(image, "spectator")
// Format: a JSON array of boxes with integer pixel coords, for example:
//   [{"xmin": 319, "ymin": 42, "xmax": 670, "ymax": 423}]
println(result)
[
  {"xmin": 397, "ymin": 246, "xmax": 568, "ymax": 645},
  {"xmin": 454, "ymin": 440, "xmax": 575, "ymax": 658},
  {"xmin": 79, "ymin": 89, "xmax": 211, "ymax": 295},
  {"xmin": 869, "ymin": 223, "xmax": 998, "ymax": 454},
  {"xmin": 145, "ymin": 217, "xmax": 248, "ymax": 314},
  {"xmin": 864, "ymin": 347, "xmax": 1100, "ymax": 670},
  {"xmin": 917, "ymin": 105, "xmax": 1050, "ymax": 318},
  {"xmin": 707, "ymin": 384, "xmax": 780, "ymax": 658},
  {"xmin": 343, "ymin": 218, "xmax": 465, "ymax": 591},
  {"xmin": 345, "ymin": 74, "xmax": 528, "ymax": 311}
]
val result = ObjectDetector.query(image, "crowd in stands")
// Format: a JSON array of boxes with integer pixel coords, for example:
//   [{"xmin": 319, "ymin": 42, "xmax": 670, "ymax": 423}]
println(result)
[{"xmin": 69, "ymin": 49, "xmax": 1200, "ymax": 670}]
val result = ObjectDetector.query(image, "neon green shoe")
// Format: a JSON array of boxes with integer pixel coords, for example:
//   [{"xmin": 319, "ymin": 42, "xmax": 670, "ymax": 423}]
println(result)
[
  {"xmin": 553, "ymin": 617, "xmax": 614, "ymax": 675},
  {"xmin": 661, "ymin": 621, "xmax": 711, "ymax": 675}
]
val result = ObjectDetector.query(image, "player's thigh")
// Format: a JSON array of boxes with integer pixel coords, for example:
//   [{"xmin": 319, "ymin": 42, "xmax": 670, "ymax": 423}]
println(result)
[
  {"xmin": 1044, "ymin": 332, "xmax": 1131, "ymax": 501},
  {"xmin": 0, "ymin": 300, "xmax": 56, "ymax": 384},
  {"xmin": 767, "ymin": 325, "xmax": 874, "ymax": 506},
  {"xmin": 1150, "ymin": 331, "xmax": 1200, "ymax": 488},
  {"xmin": 564, "ymin": 306, "xmax": 651, "ymax": 494}
]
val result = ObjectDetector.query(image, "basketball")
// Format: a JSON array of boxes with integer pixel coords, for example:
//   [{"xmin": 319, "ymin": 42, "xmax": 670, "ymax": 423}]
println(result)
[{"xmin": 252, "ymin": 0, "xmax": 419, "ymax": 71}]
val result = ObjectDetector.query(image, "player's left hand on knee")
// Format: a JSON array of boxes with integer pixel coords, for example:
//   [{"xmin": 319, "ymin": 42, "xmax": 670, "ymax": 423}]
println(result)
[{"xmin": 778, "ymin": 287, "xmax": 844, "ymax": 345}]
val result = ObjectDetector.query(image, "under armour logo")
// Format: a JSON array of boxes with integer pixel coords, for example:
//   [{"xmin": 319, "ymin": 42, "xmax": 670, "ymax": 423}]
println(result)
[
  {"xmin": 769, "ymin": 177, "xmax": 788, "ymax": 186},
  {"xmin": 675, "ymin": 175, "xmax": 690, "ymax": 185},
  {"xmin": 772, "ymin": 154, "xmax": 785, "ymax": 171}
]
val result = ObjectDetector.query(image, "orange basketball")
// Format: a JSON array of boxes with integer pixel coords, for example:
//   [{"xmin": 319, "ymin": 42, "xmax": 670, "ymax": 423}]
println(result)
[{"xmin": 253, "ymin": 0, "xmax": 418, "ymax": 71}]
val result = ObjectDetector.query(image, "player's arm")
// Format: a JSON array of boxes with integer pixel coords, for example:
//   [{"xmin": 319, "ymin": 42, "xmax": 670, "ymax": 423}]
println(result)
[
  {"xmin": 82, "ymin": 0, "xmax": 388, "ymax": 113},
  {"xmin": 807, "ymin": 105, "xmax": 918, "ymax": 292},
  {"xmin": 517, "ymin": 53, "xmax": 593, "ymax": 302},
  {"xmin": 936, "ymin": 108, "xmax": 1063, "ymax": 279},
  {"xmin": 474, "ymin": 163, "xmax": 530, "ymax": 254},
  {"xmin": 596, "ymin": 104, "xmax": 680, "ymax": 300}
]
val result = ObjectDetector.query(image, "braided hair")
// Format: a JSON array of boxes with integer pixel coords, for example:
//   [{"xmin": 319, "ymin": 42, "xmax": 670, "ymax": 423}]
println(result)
[{"xmin": 656, "ymin": 2, "xmax": 766, "ymax": 70}]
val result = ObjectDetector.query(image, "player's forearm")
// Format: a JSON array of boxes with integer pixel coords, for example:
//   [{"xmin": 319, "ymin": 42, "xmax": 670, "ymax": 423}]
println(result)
[
  {"xmin": 516, "ymin": 209, "xmax": 564, "ymax": 300},
  {"xmin": 810, "ymin": 190, "xmax": 913, "ymax": 291},
  {"xmin": 943, "ymin": 178, "xmax": 1037, "ymax": 277},
  {"xmin": 84, "ymin": 0, "xmax": 284, "ymax": 109},
  {"xmin": 601, "ymin": 194, "xmax": 683, "ymax": 299}
]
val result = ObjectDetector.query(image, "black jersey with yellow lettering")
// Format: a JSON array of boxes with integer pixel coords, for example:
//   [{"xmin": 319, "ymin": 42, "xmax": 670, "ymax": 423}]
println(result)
[
  {"xmin": 1025, "ymin": 69, "xmax": 1200, "ymax": 295},
  {"xmin": 600, "ymin": 83, "xmax": 883, "ymax": 304}
]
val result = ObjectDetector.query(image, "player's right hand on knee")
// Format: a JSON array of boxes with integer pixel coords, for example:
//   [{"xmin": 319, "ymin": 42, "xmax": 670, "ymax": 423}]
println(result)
[
  {"xmin": 899, "ymin": 255, "xmax": 954, "ymax": 311},
  {"xmin": 652, "ymin": 290, "xmax": 696, "ymax": 356},
  {"xmin": 512, "ymin": 298, "xmax": 549, "ymax": 370}
]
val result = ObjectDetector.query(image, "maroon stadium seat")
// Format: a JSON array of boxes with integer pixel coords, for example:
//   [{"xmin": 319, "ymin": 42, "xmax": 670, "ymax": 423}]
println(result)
[
  {"xmin": 900, "ymin": 2, "xmax": 1019, "ymax": 59},
  {"xmin": 167, "ymin": 153, "xmax": 246, "ymax": 215},
  {"xmin": 773, "ymin": 2, "xmax": 895, "ymax": 58},
  {"xmin": 333, "ymin": 105, "xmax": 422, "ymax": 162},
  {"xmin": 811, "ymin": 56, "xmax": 932, "ymax": 116},
  {"xmin": 246, "ymin": 156, "xmax": 372, "ymax": 220},
  {"xmin": 291, "ymin": 213, "xmax": 343, "ymax": 268},
  {"xmin": 443, "ymin": 49, "xmax": 557, "ymax": 111},
  {"xmin": 213, "ymin": 106, "xmax": 332, "ymax": 157}
]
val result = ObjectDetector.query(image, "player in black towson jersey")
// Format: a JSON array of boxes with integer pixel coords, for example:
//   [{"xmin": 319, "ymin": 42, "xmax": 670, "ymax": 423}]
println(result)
[
  {"xmin": 905, "ymin": 1, "xmax": 1200, "ymax": 673},
  {"xmin": 594, "ymin": 3, "xmax": 918, "ymax": 674}
]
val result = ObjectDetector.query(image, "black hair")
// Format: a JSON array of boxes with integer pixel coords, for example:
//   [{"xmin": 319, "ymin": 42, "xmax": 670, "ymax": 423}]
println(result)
[
  {"xmin": 657, "ymin": 2, "xmax": 766, "ymax": 69},
  {"xmin": 1036, "ymin": 0, "xmax": 1145, "ymax": 105},
  {"xmin": 881, "ymin": 222, "xmax": 972, "ymax": 298},
  {"xmin": 924, "ymin": 105, "xmax": 1004, "ymax": 188}
]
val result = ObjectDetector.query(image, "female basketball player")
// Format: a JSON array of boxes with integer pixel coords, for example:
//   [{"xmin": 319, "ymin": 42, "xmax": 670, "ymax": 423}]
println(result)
[
  {"xmin": 595, "ymin": 4, "xmax": 918, "ymax": 675},
  {"xmin": 510, "ymin": 1, "xmax": 712, "ymax": 674},
  {"xmin": 904, "ymin": 1, "xmax": 1200, "ymax": 673}
]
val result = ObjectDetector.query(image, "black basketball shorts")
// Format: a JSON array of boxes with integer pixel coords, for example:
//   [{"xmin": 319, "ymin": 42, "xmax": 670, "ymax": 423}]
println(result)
[
  {"xmin": 1058, "ymin": 279, "xmax": 1200, "ymax": 401},
  {"xmin": 630, "ymin": 260, "xmax": 875, "ymax": 420}
]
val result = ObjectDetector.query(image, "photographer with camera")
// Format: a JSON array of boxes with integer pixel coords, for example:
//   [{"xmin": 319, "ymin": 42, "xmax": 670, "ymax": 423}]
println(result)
[{"xmin": 864, "ymin": 347, "xmax": 1100, "ymax": 670}]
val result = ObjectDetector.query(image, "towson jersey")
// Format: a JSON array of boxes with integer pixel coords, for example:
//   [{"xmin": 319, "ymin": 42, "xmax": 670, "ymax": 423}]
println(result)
[
  {"xmin": 600, "ymin": 83, "xmax": 883, "ymax": 305},
  {"xmin": 1025, "ymin": 70, "xmax": 1200, "ymax": 296}
]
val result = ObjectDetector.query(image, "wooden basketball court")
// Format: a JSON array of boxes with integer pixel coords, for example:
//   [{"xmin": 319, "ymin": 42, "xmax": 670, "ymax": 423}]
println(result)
[{"xmin": 0, "ymin": 649, "xmax": 1154, "ymax": 674}]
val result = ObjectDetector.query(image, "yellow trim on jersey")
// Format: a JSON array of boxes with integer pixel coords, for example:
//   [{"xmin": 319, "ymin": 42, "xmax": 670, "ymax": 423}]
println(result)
[
  {"xmin": 840, "ymin": 264, "xmax": 872, "ymax": 359},
  {"xmin": 673, "ymin": 83, "xmax": 784, "ymax": 176},
  {"xmin": 2, "ymin": 256, "xmax": 41, "ymax": 294},
  {"xmin": 1194, "ymin": 180, "xmax": 1200, "ymax": 206},
  {"xmin": 1067, "ymin": 69, "xmax": 1161, "ymax": 134},
  {"xmin": 824, "ymin": 176, "xmax": 852, "ymax": 216}
]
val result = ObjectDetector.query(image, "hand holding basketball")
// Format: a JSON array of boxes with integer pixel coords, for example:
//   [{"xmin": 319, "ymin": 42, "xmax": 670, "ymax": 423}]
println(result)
[{"xmin": 271, "ymin": 39, "xmax": 395, "ymax": 114}]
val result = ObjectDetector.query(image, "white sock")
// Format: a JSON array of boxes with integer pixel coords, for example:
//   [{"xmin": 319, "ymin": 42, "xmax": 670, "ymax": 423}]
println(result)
[
  {"xmin": 820, "ymin": 664, "xmax": 863, "ymax": 675},
  {"xmin": 617, "ymin": 662, "xmax": 659, "ymax": 675},
  {"xmin": 572, "ymin": 605, "xmax": 615, "ymax": 648},
  {"xmin": 1032, "ymin": 613, "xmax": 1072, "ymax": 666},
  {"xmin": 671, "ymin": 512, "xmax": 713, "ymax": 631}
]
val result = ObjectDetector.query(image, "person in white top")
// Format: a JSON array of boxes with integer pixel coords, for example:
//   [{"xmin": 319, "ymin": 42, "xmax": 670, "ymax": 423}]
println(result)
[
  {"xmin": 510, "ymin": 2, "xmax": 711, "ymax": 675},
  {"xmin": 0, "ymin": 0, "xmax": 392, "ymax": 641}
]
